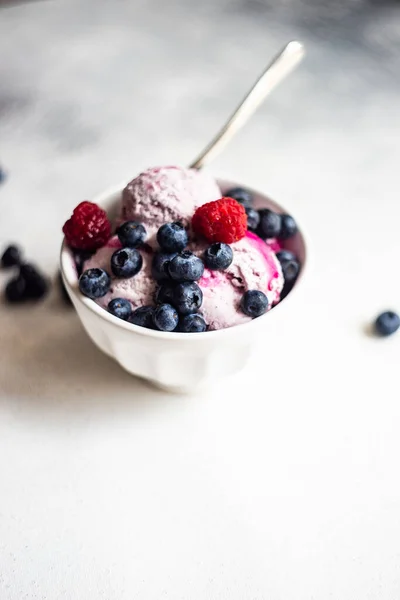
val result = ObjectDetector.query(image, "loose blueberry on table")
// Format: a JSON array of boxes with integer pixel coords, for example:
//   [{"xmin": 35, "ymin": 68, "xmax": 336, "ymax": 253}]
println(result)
[
  {"xmin": 5, "ymin": 269, "xmax": 49, "ymax": 303},
  {"xmin": 5, "ymin": 276, "xmax": 27, "ymax": 303},
  {"xmin": 1, "ymin": 239, "xmax": 52, "ymax": 304},
  {"xmin": 1, "ymin": 244, "xmax": 22, "ymax": 268},
  {"xmin": 374, "ymin": 311, "xmax": 400, "ymax": 337},
  {"xmin": 20, "ymin": 264, "xmax": 50, "ymax": 300}
]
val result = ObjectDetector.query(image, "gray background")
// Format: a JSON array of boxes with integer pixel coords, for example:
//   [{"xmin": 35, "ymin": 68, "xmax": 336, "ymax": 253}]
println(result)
[
  {"xmin": 1, "ymin": 0, "xmax": 400, "ymax": 268},
  {"xmin": 1, "ymin": 2, "xmax": 400, "ymax": 600}
]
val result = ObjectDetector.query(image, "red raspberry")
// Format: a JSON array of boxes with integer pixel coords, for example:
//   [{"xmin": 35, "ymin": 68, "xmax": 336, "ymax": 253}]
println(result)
[
  {"xmin": 62, "ymin": 201, "xmax": 111, "ymax": 250},
  {"xmin": 192, "ymin": 197, "xmax": 247, "ymax": 244}
]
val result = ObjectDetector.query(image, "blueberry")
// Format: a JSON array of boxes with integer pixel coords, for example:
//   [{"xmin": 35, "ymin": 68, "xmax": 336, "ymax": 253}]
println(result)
[
  {"xmin": 157, "ymin": 222, "xmax": 188, "ymax": 253},
  {"xmin": 129, "ymin": 305, "xmax": 155, "ymax": 328},
  {"xmin": 168, "ymin": 251, "xmax": 204, "ymax": 282},
  {"xmin": 1, "ymin": 244, "xmax": 22, "ymax": 268},
  {"xmin": 0, "ymin": 166, "xmax": 6, "ymax": 184},
  {"xmin": 241, "ymin": 290, "xmax": 269, "ymax": 318},
  {"xmin": 279, "ymin": 214, "xmax": 298, "ymax": 240},
  {"xmin": 4, "ymin": 276, "xmax": 26, "ymax": 303},
  {"xmin": 155, "ymin": 282, "xmax": 176, "ymax": 305},
  {"xmin": 58, "ymin": 271, "xmax": 72, "ymax": 305},
  {"xmin": 4, "ymin": 264, "xmax": 49, "ymax": 303},
  {"xmin": 152, "ymin": 303, "xmax": 179, "ymax": 332},
  {"xmin": 152, "ymin": 252, "xmax": 177, "ymax": 281},
  {"xmin": 79, "ymin": 268, "xmax": 111, "ymax": 298},
  {"xmin": 374, "ymin": 311, "xmax": 400, "ymax": 337},
  {"xmin": 111, "ymin": 247, "xmax": 142, "ymax": 278},
  {"xmin": 173, "ymin": 282, "xmax": 203, "ymax": 315},
  {"xmin": 245, "ymin": 207, "xmax": 260, "ymax": 231},
  {"xmin": 257, "ymin": 209, "xmax": 282, "ymax": 239},
  {"xmin": 276, "ymin": 250, "xmax": 300, "ymax": 300},
  {"xmin": 280, "ymin": 281, "xmax": 292, "ymax": 300},
  {"xmin": 279, "ymin": 258, "xmax": 300, "ymax": 284},
  {"xmin": 20, "ymin": 263, "xmax": 49, "ymax": 300},
  {"xmin": 108, "ymin": 297, "xmax": 132, "ymax": 320},
  {"xmin": 180, "ymin": 313, "xmax": 207, "ymax": 333},
  {"xmin": 117, "ymin": 221, "xmax": 147, "ymax": 248},
  {"xmin": 204, "ymin": 243, "xmax": 233, "ymax": 270},
  {"xmin": 226, "ymin": 187, "xmax": 253, "ymax": 208},
  {"xmin": 276, "ymin": 249, "xmax": 297, "ymax": 264}
]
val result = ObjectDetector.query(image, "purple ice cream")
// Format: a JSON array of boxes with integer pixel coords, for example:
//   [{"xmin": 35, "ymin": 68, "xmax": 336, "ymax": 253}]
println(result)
[
  {"xmin": 84, "ymin": 231, "xmax": 283, "ymax": 330},
  {"xmin": 80, "ymin": 165, "xmax": 287, "ymax": 331},
  {"xmin": 121, "ymin": 166, "xmax": 221, "ymax": 248},
  {"xmin": 84, "ymin": 236, "xmax": 156, "ymax": 310},
  {"xmin": 192, "ymin": 232, "xmax": 283, "ymax": 330}
]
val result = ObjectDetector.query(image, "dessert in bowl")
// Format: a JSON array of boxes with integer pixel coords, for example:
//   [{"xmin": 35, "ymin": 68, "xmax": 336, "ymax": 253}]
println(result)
[{"xmin": 60, "ymin": 166, "xmax": 306, "ymax": 392}]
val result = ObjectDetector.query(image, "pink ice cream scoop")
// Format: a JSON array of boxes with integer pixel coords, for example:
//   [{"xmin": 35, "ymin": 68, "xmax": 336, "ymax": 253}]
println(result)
[
  {"xmin": 191, "ymin": 232, "xmax": 283, "ymax": 330},
  {"xmin": 84, "ymin": 236, "xmax": 156, "ymax": 310},
  {"xmin": 121, "ymin": 166, "xmax": 221, "ymax": 248},
  {"xmin": 84, "ymin": 231, "xmax": 283, "ymax": 331}
]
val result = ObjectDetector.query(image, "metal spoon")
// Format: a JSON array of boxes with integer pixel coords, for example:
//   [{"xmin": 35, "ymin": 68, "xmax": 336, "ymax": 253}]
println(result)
[{"xmin": 189, "ymin": 40, "xmax": 305, "ymax": 170}]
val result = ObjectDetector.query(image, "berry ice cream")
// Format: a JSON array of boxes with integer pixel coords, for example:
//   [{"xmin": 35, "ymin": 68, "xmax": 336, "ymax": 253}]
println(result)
[
  {"xmin": 121, "ymin": 166, "xmax": 221, "ymax": 247},
  {"xmin": 62, "ymin": 166, "xmax": 301, "ymax": 333},
  {"xmin": 193, "ymin": 232, "xmax": 283, "ymax": 330},
  {"xmin": 81, "ymin": 230, "xmax": 283, "ymax": 330},
  {"xmin": 83, "ymin": 236, "xmax": 156, "ymax": 310}
]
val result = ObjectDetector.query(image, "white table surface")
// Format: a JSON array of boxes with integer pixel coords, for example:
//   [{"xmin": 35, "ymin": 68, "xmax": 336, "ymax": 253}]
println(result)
[{"xmin": 1, "ymin": 1, "xmax": 400, "ymax": 599}]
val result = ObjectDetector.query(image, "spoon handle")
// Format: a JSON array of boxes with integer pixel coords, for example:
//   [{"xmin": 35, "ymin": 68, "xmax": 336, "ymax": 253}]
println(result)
[{"xmin": 189, "ymin": 41, "xmax": 305, "ymax": 170}]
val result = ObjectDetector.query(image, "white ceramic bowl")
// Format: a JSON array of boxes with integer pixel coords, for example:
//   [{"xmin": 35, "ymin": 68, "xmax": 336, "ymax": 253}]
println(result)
[{"xmin": 60, "ymin": 180, "xmax": 307, "ymax": 393}]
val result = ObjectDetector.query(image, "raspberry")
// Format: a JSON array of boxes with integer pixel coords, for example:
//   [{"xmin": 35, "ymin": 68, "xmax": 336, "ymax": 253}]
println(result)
[
  {"xmin": 62, "ymin": 201, "xmax": 111, "ymax": 250},
  {"xmin": 192, "ymin": 197, "xmax": 247, "ymax": 244}
]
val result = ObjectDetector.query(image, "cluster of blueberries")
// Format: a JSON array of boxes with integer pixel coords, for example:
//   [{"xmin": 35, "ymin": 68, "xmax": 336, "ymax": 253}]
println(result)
[
  {"xmin": 0, "ymin": 167, "xmax": 71, "ymax": 305},
  {"xmin": 2, "ymin": 245, "xmax": 50, "ymax": 303},
  {"xmin": 229, "ymin": 187, "xmax": 298, "ymax": 241},
  {"xmin": 228, "ymin": 187, "xmax": 301, "ymax": 299},
  {"xmin": 1, "ymin": 164, "xmax": 396, "ymax": 337},
  {"xmin": 1, "ymin": 242, "xmax": 73, "ymax": 306},
  {"xmin": 78, "ymin": 186, "xmax": 306, "ymax": 333},
  {"xmin": 79, "ymin": 217, "xmax": 270, "ymax": 332}
]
